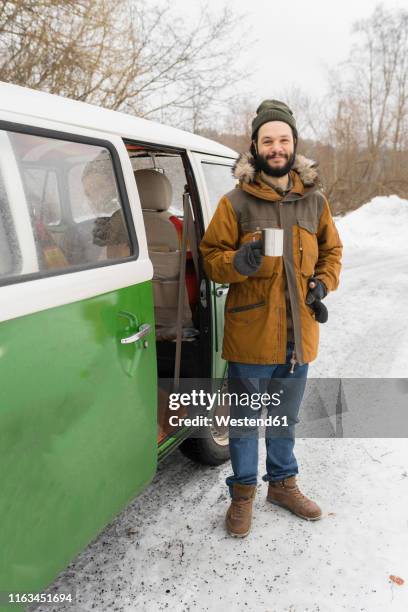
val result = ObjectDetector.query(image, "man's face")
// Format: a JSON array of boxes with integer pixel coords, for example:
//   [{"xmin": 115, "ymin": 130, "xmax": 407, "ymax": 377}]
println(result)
[{"xmin": 254, "ymin": 121, "xmax": 296, "ymax": 177}]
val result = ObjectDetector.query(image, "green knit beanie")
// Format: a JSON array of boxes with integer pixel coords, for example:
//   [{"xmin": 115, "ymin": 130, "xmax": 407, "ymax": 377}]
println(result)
[{"xmin": 251, "ymin": 99, "xmax": 298, "ymax": 140}]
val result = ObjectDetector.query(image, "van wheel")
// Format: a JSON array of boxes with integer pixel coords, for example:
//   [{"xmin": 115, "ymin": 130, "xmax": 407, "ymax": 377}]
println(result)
[{"xmin": 179, "ymin": 422, "xmax": 230, "ymax": 466}]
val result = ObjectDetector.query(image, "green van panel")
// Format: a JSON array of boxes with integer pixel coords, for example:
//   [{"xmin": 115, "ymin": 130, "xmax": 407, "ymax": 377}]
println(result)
[{"xmin": 0, "ymin": 280, "xmax": 157, "ymax": 604}]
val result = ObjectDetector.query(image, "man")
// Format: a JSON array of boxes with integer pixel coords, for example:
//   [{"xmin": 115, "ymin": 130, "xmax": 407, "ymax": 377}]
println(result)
[
  {"xmin": 59, "ymin": 150, "xmax": 130, "ymax": 263},
  {"xmin": 83, "ymin": 151, "xmax": 130, "ymax": 259},
  {"xmin": 199, "ymin": 99, "xmax": 342, "ymax": 537}
]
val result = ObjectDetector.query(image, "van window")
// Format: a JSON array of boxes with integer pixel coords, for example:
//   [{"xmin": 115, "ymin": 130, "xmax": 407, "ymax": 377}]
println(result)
[
  {"xmin": 127, "ymin": 147, "xmax": 200, "ymax": 348},
  {"xmin": 201, "ymin": 162, "xmax": 236, "ymax": 209},
  {"xmin": 2, "ymin": 130, "xmax": 132, "ymax": 279},
  {"xmin": 131, "ymin": 153, "xmax": 187, "ymax": 215},
  {"xmin": 0, "ymin": 168, "xmax": 20, "ymax": 277},
  {"xmin": 22, "ymin": 167, "xmax": 61, "ymax": 226}
]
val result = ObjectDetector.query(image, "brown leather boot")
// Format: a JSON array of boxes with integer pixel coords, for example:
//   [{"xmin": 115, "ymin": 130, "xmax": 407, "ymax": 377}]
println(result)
[
  {"xmin": 225, "ymin": 483, "xmax": 256, "ymax": 537},
  {"xmin": 267, "ymin": 476, "xmax": 322, "ymax": 521}
]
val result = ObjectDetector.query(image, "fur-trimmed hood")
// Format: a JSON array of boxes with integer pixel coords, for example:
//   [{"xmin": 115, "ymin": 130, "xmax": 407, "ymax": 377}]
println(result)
[{"xmin": 232, "ymin": 151, "xmax": 319, "ymax": 188}]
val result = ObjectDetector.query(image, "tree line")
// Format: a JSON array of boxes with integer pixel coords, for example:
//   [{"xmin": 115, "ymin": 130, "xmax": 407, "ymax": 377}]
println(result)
[
  {"xmin": 0, "ymin": 0, "xmax": 249, "ymax": 130},
  {"xmin": 201, "ymin": 5, "xmax": 408, "ymax": 215},
  {"xmin": 1, "ymin": 1, "xmax": 407, "ymax": 214}
]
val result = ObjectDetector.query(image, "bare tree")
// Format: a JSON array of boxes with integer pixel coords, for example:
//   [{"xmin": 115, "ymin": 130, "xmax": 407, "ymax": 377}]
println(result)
[
  {"xmin": 351, "ymin": 6, "xmax": 408, "ymax": 152},
  {"xmin": 0, "ymin": 0, "xmax": 251, "ymax": 131},
  {"xmin": 210, "ymin": 4, "xmax": 408, "ymax": 214},
  {"xmin": 329, "ymin": 6, "xmax": 408, "ymax": 193},
  {"xmin": 299, "ymin": 4, "xmax": 408, "ymax": 212}
]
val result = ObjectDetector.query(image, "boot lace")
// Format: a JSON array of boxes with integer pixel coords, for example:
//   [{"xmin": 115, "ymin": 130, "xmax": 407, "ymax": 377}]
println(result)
[
  {"xmin": 232, "ymin": 496, "xmax": 252, "ymax": 519},
  {"xmin": 287, "ymin": 481, "xmax": 310, "ymax": 504}
]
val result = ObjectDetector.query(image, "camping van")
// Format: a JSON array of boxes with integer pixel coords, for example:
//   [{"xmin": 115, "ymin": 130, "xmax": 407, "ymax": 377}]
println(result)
[{"xmin": 0, "ymin": 82, "xmax": 237, "ymax": 602}]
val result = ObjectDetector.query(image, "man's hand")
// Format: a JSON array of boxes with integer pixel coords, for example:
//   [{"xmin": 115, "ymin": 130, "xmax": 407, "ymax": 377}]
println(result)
[
  {"xmin": 306, "ymin": 277, "xmax": 328, "ymax": 323},
  {"xmin": 233, "ymin": 239, "xmax": 263, "ymax": 276},
  {"xmin": 305, "ymin": 277, "xmax": 327, "ymax": 305},
  {"xmin": 92, "ymin": 211, "xmax": 127, "ymax": 247},
  {"xmin": 309, "ymin": 300, "xmax": 328, "ymax": 323}
]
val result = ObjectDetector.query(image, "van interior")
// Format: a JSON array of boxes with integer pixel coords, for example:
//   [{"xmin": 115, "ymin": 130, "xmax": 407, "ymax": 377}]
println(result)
[{"xmin": 125, "ymin": 143, "xmax": 212, "ymax": 443}]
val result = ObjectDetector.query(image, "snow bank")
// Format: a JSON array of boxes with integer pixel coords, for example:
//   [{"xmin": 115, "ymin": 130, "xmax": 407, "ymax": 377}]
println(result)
[{"xmin": 335, "ymin": 194, "xmax": 408, "ymax": 252}]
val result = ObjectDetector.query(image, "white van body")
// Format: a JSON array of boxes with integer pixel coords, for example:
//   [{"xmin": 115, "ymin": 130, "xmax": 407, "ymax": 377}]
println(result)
[
  {"xmin": 0, "ymin": 81, "xmax": 238, "ymax": 598},
  {"xmin": 0, "ymin": 82, "xmax": 237, "ymax": 322}
]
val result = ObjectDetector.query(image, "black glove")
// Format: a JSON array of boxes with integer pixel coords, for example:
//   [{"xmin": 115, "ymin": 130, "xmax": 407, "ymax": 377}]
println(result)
[
  {"xmin": 92, "ymin": 212, "xmax": 126, "ymax": 247},
  {"xmin": 92, "ymin": 217, "xmax": 111, "ymax": 246},
  {"xmin": 305, "ymin": 277, "xmax": 328, "ymax": 323},
  {"xmin": 233, "ymin": 239, "xmax": 263, "ymax": 276},
  {"xmin": 305, "ymin": 277, "xmax": 327, "ymax": 305},
  {"xmin": 310, "ymin": 300, "xmax": 328, "ymax": 324}
]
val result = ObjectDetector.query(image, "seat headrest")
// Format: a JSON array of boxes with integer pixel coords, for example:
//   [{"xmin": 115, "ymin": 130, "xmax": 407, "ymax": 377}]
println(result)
[{"xmin": 133, "ymin": 168, "xmax": 173, "ymax": 212}]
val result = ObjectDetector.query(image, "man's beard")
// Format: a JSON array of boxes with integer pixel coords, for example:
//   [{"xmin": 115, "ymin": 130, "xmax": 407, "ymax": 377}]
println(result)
[{"xmin": 254, "ymin": 150, "xmax": 296, "ymax": 177}]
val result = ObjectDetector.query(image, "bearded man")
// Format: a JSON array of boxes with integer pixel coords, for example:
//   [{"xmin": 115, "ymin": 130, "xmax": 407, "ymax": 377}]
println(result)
[{"xmin": 200, "ymin": 99, "xmax": 343, "ymax": 537}]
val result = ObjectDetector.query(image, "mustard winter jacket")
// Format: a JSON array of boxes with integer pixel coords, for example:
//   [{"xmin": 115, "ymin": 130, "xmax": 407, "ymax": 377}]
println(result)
[{"xmin": 199, "ymin": 152, "xmax": 343, "ymax": 365}]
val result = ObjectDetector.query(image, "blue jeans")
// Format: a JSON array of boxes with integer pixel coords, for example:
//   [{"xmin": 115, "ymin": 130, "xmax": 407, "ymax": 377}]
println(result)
[{"xmin": 226, "ymin": 342, "xmax": 308, "ymax": 497}]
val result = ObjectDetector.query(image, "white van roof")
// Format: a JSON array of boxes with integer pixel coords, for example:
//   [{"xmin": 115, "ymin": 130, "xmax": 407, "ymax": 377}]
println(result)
[{"xmin": 0, "ymin": 81, "xmax": 238, "ymax": 159}]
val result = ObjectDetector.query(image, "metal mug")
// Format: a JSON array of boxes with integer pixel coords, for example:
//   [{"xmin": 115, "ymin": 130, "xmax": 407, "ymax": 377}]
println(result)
[{"xmin": 261, "ymin": 228, "xmax": 284, "ymax": 256}]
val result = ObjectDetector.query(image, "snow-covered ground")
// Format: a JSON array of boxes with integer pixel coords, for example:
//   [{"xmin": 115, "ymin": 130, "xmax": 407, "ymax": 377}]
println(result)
[
  {"xmin": 311, "ymin": 195, "xmax": 408, "ymax": 378},
  {"xmin": 29, "ymin": 196, "xmax": 408, "ymax": 612}
]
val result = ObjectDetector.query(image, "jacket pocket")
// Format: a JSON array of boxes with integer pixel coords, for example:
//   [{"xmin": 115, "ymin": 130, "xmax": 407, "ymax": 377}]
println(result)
[
  {"xmin": 296, "ymin": 217, "xmax": 318, "ymax": 276},
  {"xmin": 225, "ymin": 299, "xmax": 267, "ymax": 327},
  {"xmin": 227, "ymin": 300, "xmax": 266, "ymax": 314},
  {"xmin": 225, "ymin": 283, "xmax": 268, "ymax": 326}
]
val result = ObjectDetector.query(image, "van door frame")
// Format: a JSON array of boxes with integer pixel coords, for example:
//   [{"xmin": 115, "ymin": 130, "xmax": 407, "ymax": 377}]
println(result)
[
  {"xmin": 123, "ymin": 138, "xmax": 213, "ymax": 379},
  {"xmin": 123, "ymin": 139, "xmax": 215, "ymax": 457},
  {"xmin": 187, "ymin": 151, "xmax": 237, "ymax": 378}
]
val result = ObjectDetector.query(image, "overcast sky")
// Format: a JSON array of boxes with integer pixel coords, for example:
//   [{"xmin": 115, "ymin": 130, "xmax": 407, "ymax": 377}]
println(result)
[{"xmin": 169, "ymin": 0, "xmax": 407, "ymax": 106}]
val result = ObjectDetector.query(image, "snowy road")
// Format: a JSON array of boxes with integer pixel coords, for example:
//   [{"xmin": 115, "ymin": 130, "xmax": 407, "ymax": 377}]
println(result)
[
  {"xmin": 310, "ymin": 248, "xmax": 408, "ymax": 378},
  {"xmin": 28, "ymin": 199, "xmax": 408, "ymax": 612},
  {"xmin": 28, "ymin": 438, "xmax": 408, "ymax": 612}
]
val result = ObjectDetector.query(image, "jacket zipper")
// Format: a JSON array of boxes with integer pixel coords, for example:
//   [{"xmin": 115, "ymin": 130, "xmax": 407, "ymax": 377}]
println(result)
[
  {"xmin": 277, "ymin": 306, "xmax": 282, "ymax": 360},
  {"xmin": 299, "ymin": 231, "xmax": 303, "ymax": 270},
  {"xmin": 227, "ymin": 300, "xmax": 266, "ymax": 313}
]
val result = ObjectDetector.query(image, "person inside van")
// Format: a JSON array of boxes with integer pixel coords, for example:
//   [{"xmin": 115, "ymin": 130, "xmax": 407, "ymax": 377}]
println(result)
[
  {"xmin": 62, "ymin": 151, "xmax": 130, "ymax": 263},
  {"xmin": 84, "ymin": 151, "xmax": 130, "ymax": 259},
  {"xmin": 200, "ymin": 99, "xmax": 343, "ymax": 537}
]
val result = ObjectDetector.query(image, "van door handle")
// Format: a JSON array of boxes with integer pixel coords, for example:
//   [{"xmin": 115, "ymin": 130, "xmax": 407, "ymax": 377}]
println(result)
[
  {"xmin": 121, "ymin": 323, "xmax": 152, "ymax": 344},
  {"xmin": 215, "ymin": 287, "xmax": 229, "ymax": 298}
]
